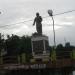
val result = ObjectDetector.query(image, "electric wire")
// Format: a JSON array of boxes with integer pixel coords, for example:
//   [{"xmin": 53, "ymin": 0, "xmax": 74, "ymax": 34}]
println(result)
[{"xmin": 0, "ymin": 9, "xmax": 75, "ymax": 28}]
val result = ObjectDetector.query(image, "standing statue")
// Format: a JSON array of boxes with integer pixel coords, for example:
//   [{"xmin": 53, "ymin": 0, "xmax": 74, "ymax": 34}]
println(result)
[{"xmin": 33, "ymin": 12, "xmax": 42, "ymax": 35}]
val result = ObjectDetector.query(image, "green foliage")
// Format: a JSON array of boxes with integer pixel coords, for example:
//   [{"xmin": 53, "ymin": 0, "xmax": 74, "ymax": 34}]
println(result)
[
  {"xmin": 17, "ymin": 55, "xmax": 20, "ymax": 64},
  {"xmin": 21, "ymin": 53, "xmax": 26, "ymax": 63},
  {"xmin": 2, "ymin": 34, "xmax": 32, "ymax": 63},
  {"xmin": 0, "ymin": 33, "xmax": 5, "ymax": 51},
  {"xmin": 20, "ymin": 36, "xmax": 32, "ymax": 53},
  {"xmin": 5, "ymin": 35, "xmax": 32, "ymax": 55},
  {"xmin": 51, "ymin": 48, "xmax": 56, "ymax": 61},
  {"xmin": 71, "ymin": 49, "xmax": 75, "ymax": 59},
  {"xmin": 0, "ymin": 33, "xmax": 75, "ymax": 64}
]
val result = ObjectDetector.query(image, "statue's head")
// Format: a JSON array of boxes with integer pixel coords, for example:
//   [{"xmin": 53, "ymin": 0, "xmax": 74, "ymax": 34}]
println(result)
[{"xmin": 36, "ymin": 12, "xmax": 39, "ymax": 17}]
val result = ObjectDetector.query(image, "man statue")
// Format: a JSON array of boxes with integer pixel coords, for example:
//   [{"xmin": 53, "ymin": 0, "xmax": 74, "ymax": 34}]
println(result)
[{"xmin": 33, "ymin": 12, "xmax": 42, "ymax": 35}]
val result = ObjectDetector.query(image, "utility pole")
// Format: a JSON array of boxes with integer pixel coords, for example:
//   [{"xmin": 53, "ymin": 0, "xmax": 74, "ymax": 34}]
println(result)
[{"xmin": 48, "ymin": 10, "xmax": 56, "ymax": 49}]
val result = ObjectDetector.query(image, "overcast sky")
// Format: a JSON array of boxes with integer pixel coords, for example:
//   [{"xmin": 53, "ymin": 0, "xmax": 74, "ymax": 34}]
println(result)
[{"xmin": 0, "ymin": 0, "xmax": 75, "ymax": 46}]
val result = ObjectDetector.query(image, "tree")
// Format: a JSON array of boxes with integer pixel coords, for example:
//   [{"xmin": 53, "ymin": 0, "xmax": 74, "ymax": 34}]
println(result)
[
  {"xmin": 56, "ymin": 44, "xmax": 64, "ymax": 59},
  {"xmin": 5, "ymin": 34, "xmax": 21, "ymax": 55},
  {"xmin": 4, "ymin": 35, "xmax": 32, "ymax": 63},
  {"xmin": 20, "ymin": 36, "xmax": 32, "ymax": 62},
  {"xmin": 0, "ymin": 33, "xmax": 5, "ymax": 64},
  {"xmin": 20, "ymin": 36, "xmax": 32, "ymax": 53},
  {"xmin": 64, "ymin": 42, "xmax": 74, "ymax": 58}
]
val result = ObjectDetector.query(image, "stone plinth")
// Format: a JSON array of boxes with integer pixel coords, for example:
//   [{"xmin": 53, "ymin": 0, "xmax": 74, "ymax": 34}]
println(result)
[{"xmin": 31, "ymin": 34, "xmax": 50, "ymax": 60}]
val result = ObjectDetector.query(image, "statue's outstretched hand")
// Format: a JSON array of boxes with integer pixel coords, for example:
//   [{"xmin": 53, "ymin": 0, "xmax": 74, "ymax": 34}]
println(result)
[{"xmin": 33, "ymin": 18, "xmax": 35, "ymax": 26}]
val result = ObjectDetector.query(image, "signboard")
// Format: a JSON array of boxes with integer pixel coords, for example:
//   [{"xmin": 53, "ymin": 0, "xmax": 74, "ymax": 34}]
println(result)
[{"xmin": 4, "ymin": 64, "xmax": 46, "ymax": 70}]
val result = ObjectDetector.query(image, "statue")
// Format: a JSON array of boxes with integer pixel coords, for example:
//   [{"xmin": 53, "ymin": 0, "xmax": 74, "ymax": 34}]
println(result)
[{"xmin": 33, "ymin": 12, "xmax": 42, "ymax": 35}]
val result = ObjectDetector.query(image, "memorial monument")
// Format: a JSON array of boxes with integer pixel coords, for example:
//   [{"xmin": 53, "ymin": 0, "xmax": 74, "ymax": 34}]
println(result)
[{"xmin": 31, "ymin": 12, "xmax": 50, "ymax": 62}]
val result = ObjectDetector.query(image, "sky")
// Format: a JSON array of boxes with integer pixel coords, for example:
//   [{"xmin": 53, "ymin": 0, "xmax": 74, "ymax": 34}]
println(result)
[{"xmin": 0, "ymin": 0, "xmax": 75, "ymax": 46}]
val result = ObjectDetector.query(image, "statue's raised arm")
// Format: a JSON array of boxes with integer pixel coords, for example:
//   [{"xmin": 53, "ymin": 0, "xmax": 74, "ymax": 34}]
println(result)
[{"xmin": 33, "ymin": 12, "xmax": 42, "ymax": 35}]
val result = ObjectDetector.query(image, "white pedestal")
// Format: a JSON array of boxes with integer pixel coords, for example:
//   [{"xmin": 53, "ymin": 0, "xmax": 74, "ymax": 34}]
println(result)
[{"xmin": 31, "ymin": 35, "xmax": 50, "ymax": 61}]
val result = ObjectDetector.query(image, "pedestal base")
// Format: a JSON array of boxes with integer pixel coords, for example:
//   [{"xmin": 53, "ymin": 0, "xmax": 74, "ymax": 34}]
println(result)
[{"xmin": 31, "ymin": 35, "xmax": 50, "ymax": 62}]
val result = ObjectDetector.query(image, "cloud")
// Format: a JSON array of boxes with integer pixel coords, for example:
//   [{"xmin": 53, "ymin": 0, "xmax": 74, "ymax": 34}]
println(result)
[{"xmin": 0, "ymin": 0, "xmax": 75, "ymax": 45}]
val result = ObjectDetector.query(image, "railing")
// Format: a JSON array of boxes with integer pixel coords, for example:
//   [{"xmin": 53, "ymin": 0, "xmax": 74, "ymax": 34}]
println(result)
[
  {"xmin": 0, "ymin": 59, "xmax": 75, "ymax": 70},
  {"xmin": 0, "ymin": 50, "xmax": 75, "ymax": 70}
]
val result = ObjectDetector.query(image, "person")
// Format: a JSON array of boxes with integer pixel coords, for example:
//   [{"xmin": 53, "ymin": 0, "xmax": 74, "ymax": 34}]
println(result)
[{"xmin": 33, "ymin": 12, "xmax": 42, "ymax": 35}]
